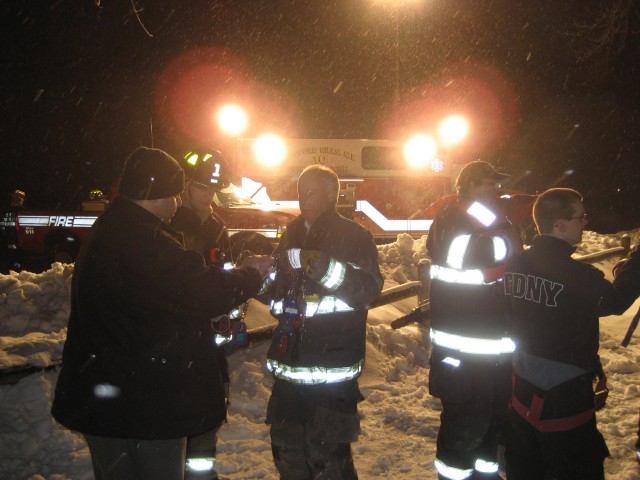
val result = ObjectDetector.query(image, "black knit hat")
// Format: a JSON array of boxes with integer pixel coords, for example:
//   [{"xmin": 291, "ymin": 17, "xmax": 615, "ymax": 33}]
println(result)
[{"xmin": 119, "ymin": 147, "xmax": 185, "ymax": 200}]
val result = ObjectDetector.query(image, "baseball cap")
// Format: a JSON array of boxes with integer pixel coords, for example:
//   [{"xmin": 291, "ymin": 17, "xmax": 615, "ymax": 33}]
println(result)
[{"xmin": 455, "ymin": 161, "xmax": 511, "ymax": 193}]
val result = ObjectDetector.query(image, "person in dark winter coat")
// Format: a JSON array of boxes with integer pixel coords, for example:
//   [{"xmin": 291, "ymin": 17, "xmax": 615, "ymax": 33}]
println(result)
[
  {"xmin": 170, "ymin": 150, "xmax": 233, "ymax": 480},
  {"xmin": 504, "ymin": 187, "xmax": 640, "ymax": 480},
  {"xmin": 51, "ymin": 146, "xmax": 274, "ymax": 480},
  {"xmin": 261, "ymin": 165, "xmax": 383, "ymax": 480},
  {"xmin": 427, "ymin": 161, "xmax": 522, "ymax": 480}
]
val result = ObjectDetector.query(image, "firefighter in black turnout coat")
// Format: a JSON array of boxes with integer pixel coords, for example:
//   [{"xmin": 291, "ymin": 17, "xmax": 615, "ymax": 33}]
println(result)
[
  {"xmin": 262, "ymin": 165, "xmax": 383, "ymax": 479},
  {"xmin": 51, "ymin": 147, "xmax": 275, "ymax": 480},
  {"xmin": 427, "ymin": 161, "xmax": 522, "ymax": 480},
  {"xmin": 170, "ymin": 150, "xmax": 233, "ymax": 480},
  {"xmin": 503, "ymin": 188, "xmax": 640, "ymax": 480},
  {"xmin": 171, "ymin": 150, "xmax": 231, "ymax": 268}
]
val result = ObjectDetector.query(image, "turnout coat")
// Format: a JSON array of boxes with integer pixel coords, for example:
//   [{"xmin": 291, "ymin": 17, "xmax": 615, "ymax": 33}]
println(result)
[{"xmin": 266, "ymin": 208, "xmax": 383, "ymax": 386}]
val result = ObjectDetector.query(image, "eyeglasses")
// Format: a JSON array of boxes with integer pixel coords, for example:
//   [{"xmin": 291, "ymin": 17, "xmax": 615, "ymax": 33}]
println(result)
[{"xmin": 568, "ymin": 213, "xmax": 588, "ymax": 221}]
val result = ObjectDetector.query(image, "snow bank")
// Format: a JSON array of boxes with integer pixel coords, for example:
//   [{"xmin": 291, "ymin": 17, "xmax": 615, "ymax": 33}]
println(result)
[{"xmin": 1, "ymin": 232, "xmax": 640, "ymax": 479}]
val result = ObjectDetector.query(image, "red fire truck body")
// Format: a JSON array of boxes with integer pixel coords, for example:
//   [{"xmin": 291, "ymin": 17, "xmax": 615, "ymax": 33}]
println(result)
[
  {"xmin": 6, "ymin": 188, "xmax": 297, "ymax": 268},
  {"xmin": 233, "ymin": 138, "xmax": 535, "ymax": 243}
]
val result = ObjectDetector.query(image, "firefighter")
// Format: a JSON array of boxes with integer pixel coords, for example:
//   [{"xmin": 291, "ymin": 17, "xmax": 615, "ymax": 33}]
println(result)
[
  {"xmin": 171, "ymin": 150, "xmax": 233, "ymax": 480},
  {"xmin": 427, "ymin": 160, "xmax": 522, "ymax": 480},
  {"xmin": 504, "ymin": 188, "xmax": 640, "ymax": 480},
  {"xmin": 260, "ymin": 165, "xmax": 383, "ymax": 479},
  {"xmin": 0, "ymin": 189, "xmax": 26, "ymax": 272},
  {"xmin": 172, "ymin": 151, "xmax": 231, "ymax": 268}
]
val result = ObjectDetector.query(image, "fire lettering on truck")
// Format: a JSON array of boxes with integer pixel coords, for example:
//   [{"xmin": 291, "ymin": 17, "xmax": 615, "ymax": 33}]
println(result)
[
  {"xmin": 18, "ymin": 215, "xmax": 98, "ymax": 229},
  {"xmin": 50, "ymin": 216, "xmax": 73, "ymax": 227}
]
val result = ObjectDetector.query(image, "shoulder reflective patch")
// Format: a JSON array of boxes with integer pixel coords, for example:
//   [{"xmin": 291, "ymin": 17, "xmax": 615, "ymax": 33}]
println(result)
[{"xmin": 467, "ymin": 202, "xmax": 496, "ymax": 227}]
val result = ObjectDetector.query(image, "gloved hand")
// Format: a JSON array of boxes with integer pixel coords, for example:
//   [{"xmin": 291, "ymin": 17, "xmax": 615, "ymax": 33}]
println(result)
[
  {"xmin": 240, "ymin": 254, "xmax": 276, "ymax": 279},
  {"xmin": 280, "ymin": 249, "xmax": 326, "ymax": 274}
]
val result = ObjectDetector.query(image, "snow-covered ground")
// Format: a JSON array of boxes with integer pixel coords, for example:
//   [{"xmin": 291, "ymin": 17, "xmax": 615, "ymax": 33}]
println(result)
[{"xmin": 1, "ymin": 231, "xmax": 640, "ymax": 479}]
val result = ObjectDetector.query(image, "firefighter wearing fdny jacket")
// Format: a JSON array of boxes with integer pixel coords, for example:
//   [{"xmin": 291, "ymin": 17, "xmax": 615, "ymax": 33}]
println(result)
[
  {"xmin": 261, "ymin": 165, "xmax": 383, "ymax": 479},
  {"xmin": 427, "ymin": 161, "xmax": 522, "ymax": 480},
  {"xmin": 170, "ymin": 150, "xmax": 233, "ymax": 480},
  {"xmin": 503, "ymin": 188, "xmax": 640, "ymax": 480}
]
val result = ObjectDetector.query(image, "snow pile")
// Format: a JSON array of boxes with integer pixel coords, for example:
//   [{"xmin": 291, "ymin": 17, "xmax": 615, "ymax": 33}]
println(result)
[
  {"xmin": 1, "ymin": 232, "xmax": 640, "ymax": 479},
  {"xmin": 377, "ymin": 233, "xmax": 429, "ymax": 284},
  {"xmin": 0, "ymin": 262, "xmax": 73, "ymax": 337}
]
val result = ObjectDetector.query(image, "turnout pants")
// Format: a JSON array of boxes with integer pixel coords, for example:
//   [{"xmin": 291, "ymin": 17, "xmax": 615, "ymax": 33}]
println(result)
[
  {"xmin": 83, "ymin": 434, "xmax": 186, "ymax": 480},
  {"xmin": 266, "ymin": 379, "xmax": 361, "ymax": 480},
  {"xmin": 185, "ymin": 426, "xmax": 221, "ymax": 479},
  {"xmin": 429, "ymin": 347, "xmax": 512, "ymax": 479}
]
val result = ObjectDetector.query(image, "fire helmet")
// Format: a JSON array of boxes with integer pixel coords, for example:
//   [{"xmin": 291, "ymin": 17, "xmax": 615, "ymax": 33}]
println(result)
[{"xmin": 182, "ymin": 150, "xmax": 231, "ymax": 191}]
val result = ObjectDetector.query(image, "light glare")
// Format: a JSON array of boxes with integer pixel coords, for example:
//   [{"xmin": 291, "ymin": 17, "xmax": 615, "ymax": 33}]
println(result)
[
  {"xmin": 253, "ymin": 134, "xmax": 287, "ymax": 167},
  {"xmin": 439, "ymin": 115, "xmax": 469, "ymax": 145},
  {"xmin": 217, "ymin": 104, "xmax": 248, "ymax": 137},
  {"xmin": 404, "ymin": 135, "xmax": 437, "ymax": 168}
]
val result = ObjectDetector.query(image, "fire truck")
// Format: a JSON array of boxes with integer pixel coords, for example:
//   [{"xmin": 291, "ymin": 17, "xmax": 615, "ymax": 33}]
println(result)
[
  {"xmin": 231, "ymin": 137, "xmax": 536, "ymax": 244},
  {"xmin": 232, "ymin": 138, "xmax": 452, "ymax": 243},
  {"xmin": 1, "ymin": 187, "xmax": 297, "ymax": 272}
]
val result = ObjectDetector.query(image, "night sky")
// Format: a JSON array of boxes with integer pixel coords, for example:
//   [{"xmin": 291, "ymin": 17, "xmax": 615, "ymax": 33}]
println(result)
[{"xmin": 3, "ymin": 1, "xmax": 640, "ymax": 231}]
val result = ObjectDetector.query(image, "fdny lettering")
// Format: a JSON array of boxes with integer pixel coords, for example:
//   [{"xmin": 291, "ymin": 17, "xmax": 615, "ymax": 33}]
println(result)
[
  {"xmin": 503, "ymin": 272, "xmax": 564, "ymax": 307},
  {"xmin": 48, "ymin": 216, "xmax": 74, "ymax": 227}
]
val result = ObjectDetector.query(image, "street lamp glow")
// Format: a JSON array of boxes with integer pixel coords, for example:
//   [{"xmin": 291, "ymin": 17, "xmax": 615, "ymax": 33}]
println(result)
[
  {"xmin": 253, "ymin": 134, "xmax": 287, "ymax": 167},
  {"xmin": 216, "ymin": 104, "xmax": 248, "ymax": 137},
  {"xmin": 439, "ymin": 115, "xmax": 469, "ymax": 146},
  {"xmin": 404, "ymin": 135, "xmax": 437, "ymax": 168}
]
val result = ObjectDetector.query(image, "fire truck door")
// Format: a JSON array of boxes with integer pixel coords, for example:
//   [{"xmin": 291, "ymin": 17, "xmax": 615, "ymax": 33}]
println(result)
[{"xmin": 337, "ymin": 182, "xmax": 357, "ymax": 219}]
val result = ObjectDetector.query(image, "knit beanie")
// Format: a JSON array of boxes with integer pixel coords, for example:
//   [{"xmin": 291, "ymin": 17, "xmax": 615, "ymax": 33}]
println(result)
[{"xmin": 119, "ymin": 147, "xmax": 185, "ymax": 200}]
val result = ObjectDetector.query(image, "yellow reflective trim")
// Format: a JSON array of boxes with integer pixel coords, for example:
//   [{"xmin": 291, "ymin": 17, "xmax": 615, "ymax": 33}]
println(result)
[
  {"xmin": 446, "ymin": 235, "xmax": 471, "ymax": 269},
  {"xmin": 474, "ymin": 459, "xmax": 499, "ymax": 473},
  {"xmin": 185, "ymin": 457, "xmax": 215, "ymax": 473},
  {"xmin": 431, "ymin": 264, "xmax": 485, "ymax": 285},
  {"xmin": 430, "ymin": 329, "xmax": 515, "ymax": 355},
  {"xmin": 434, "ymin": 459, "xmax": 473, "ymax": 480},
  {"xmin": 266, "ymin": 358, "xmax": 364, "ymax": 384},
  {"xmin": 271, "ymin": 297, "xmax": 354, "ymax": 317},
  {"xmin": 493, "ymin": 236, "xmax": 507, "ymax": 262},
  {"xmin": 320, "ymin": 258, "xmax": 346, "ymax": 289}
]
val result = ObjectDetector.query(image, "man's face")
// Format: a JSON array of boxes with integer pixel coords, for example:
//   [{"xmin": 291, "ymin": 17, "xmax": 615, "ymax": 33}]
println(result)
[
  {"xmin": 558, "ymin": 200, "xmax": 588, "ymax": 245},
  {"xmin": 185, "ymin": 181, "xmax": 216, "ymax": 214},
  {"xmin": 297, "ymin": 173, "xmax": 334, "ymax": 225},
  {"xmin": 157, "ymin": 194, "xmax": 182, "ymax": 222},
  {"xmin": 467, "ymin": 177, "xmax": 501, "ymax": 204}
]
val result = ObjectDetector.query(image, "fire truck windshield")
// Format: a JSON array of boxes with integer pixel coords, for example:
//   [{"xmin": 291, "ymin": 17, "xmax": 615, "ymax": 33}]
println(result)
[{"xmin": 213, "ymin": 184, "xmax": 254, "ymax": 207}]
